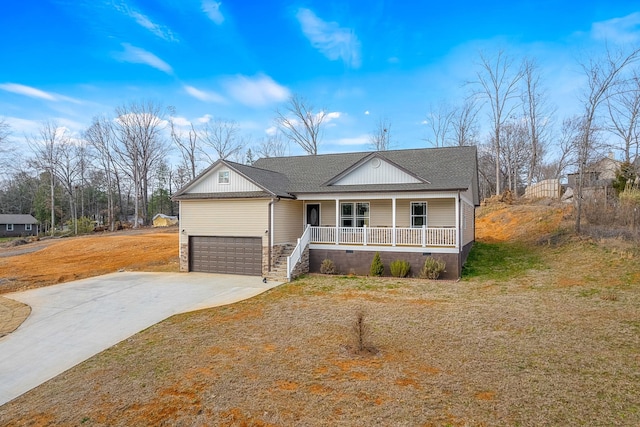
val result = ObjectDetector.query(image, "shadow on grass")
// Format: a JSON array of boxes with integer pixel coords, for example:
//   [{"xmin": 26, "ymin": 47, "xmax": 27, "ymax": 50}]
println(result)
[{"xmin": 462, "ymin": 241, "xmax": 545, "ymax": 281}]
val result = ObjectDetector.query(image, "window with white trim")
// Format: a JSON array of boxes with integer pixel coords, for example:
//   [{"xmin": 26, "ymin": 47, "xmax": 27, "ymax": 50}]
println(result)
[
  {"xmin": 25, "ymin": 224, "xmax": 32, "ymax": 231},
  {"xmin": 218, "ymin": 170, "xmax": 230, "ymax": 184},
  {"xmin": 6, "ymin": 224, "xmax": 14, "ymax": 231},
  {"xmin": 340, "ymin": 202, "xmax": 369, "ymax": 227},
  {"xmin": 410, "ymin": 202, "xmax": 427, "ymax": 227}
]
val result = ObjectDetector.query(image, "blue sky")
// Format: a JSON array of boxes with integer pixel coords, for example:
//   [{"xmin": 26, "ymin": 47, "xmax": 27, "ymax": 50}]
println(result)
[{"xmin": 1, "ymin": 0, "xmax": 639, "ymax": 157}]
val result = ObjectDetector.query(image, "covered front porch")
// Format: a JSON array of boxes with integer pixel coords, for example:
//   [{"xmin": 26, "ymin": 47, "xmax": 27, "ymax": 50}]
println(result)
[
  {"xmin": 284, "ymin": 193, "xmax": 474, "ymax": 281},
  {"xmin": 301, "ymin": 193, "xmax": 461, "ymax": 250}
]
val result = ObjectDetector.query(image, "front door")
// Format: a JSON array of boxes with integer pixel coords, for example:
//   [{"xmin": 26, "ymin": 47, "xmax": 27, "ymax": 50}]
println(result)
[{"xmin": 306, "ymin": 204, "xmax": 320, "ymax": 227}]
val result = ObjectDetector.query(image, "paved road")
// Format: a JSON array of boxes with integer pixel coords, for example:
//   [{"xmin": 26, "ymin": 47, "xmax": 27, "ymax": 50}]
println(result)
[{"xmin": 0, "ymin": 272, "xmax": 281, "ymax": 406}]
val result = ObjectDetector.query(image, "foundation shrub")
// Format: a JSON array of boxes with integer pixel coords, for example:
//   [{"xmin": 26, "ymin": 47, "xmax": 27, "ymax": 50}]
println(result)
[
  {"xmin": 420, "ymin": 256, "xmax": 446, "ymax": 280},
  {"xmin": 390, "ymin": 260, "xmax": 411, "ymax": 278},
  {"xmin": 369, "ymin": 252, "xmax": 384, "ymax": 276}
]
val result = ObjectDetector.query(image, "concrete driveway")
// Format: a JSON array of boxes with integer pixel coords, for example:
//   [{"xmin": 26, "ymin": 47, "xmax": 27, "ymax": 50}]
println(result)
[{"xmin": 0, "ymin": 272, "xmax": 281, "ymax": 406}]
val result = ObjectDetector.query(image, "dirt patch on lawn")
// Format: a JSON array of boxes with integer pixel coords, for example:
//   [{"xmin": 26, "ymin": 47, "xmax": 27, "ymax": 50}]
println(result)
[
  {"xmin": 0, "ymin": 228, "xmax": 179, "ymax": 294},
  {"xmin": 476, "ymin": 200, "xmax": 569, "ymax": 243}
]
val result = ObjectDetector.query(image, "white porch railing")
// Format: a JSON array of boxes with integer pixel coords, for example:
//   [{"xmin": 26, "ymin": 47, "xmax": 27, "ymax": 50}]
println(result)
[
  {"xmin": 287, "ymin": 224, "xmax": 311, "ymax": 280},
  {"xmin": 309, "ymin": 225, "xmax": 456, "ymax": 247}
]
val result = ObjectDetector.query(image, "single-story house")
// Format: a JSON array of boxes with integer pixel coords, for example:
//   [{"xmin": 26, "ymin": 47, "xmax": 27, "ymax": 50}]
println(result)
[
  {"xmin": 0, "ymin": 214, "xmax": 39, "ymax": 238},
  {"xmin": 173, "ymin": 146, "xmax": 480, "ymax": 281}
]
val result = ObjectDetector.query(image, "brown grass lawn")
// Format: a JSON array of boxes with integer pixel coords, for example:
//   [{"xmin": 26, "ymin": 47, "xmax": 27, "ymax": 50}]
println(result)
[{"xmin": 1, "ymin": 205, "xmax": 639, "ymax": 426}]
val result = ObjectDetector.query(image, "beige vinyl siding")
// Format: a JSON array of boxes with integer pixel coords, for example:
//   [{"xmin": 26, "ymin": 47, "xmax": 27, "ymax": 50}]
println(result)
[
  {"xmin": 462, "ymin": 201, "xmax": 475, "ymax": 245},
  {"xmin": 396, "ymin": 201, "xmax": 410, "ymax": 227},
  {"xmin": 188, "ymin": 164, "xmax": 262, "ymax": 194},
  {"xmin": 274, "ymin": 200, "xmax": 303, "ymax": 244},
  {"xmin": 395, "ymin": 199, "xmax": 455, "ymax": 227},
  {"xmin": 369, "ymin": 199, "xmax": 392, "ymax": 227},
  {"xmin": 317, "ymin": 200, "xmax": 337, "ymax": 226},
  {"xmin": 428, "ymin": 199, "xmax": 455, "ymax": 227},
  {"xmin": 180, "ymin": 199, "xmax": 269, "ymax": 246}
]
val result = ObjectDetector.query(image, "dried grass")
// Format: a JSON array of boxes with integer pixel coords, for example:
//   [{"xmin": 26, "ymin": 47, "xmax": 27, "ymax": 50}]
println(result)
[{"xmin": 1, "ymin": 209, "xmax": 639, "ymax": 425}]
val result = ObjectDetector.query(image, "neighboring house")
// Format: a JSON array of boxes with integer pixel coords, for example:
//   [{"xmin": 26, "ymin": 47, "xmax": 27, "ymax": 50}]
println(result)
[
  {"xmin": 173, "ymin": 147, "xmax": 480, "ymax": 281},
  {"xmin": 152, "ymin": 213, "xmax": 178, "ymax": 227},
  {"xmin": 567, "ymin": 153, "xmax": 622, "ymax": 189},
  {"xmin": 0, "ymin": 214, "xmax": 39, "ymax": 238}
]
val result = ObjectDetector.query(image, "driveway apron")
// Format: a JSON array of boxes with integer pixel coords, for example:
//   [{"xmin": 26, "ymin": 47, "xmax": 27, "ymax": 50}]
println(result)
[{"xmin": 0, "ymin": 272, "xmax": 280, "ymax": 406}]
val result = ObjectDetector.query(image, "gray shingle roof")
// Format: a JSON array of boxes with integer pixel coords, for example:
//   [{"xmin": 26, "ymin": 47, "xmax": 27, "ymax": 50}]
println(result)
[
  {"xmin": 225, "ymin": 161, "xmax": 293, "ymax": 198},
  {"xmin": 174, "ymin": 147, "xmax": 480, "ymax": 205},
  {"xmin": 0, "ymin": 214, "xmax": 38, "ymax": 224},
  {"xmin": 253, "ymin": 146, "xmax": 479, "ymax": 204}
]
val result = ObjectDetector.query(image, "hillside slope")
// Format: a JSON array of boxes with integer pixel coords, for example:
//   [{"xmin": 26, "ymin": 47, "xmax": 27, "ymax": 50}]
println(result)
[{"xmin": 475, "ymin": 199, "xmax": 570, "ymax": 243}]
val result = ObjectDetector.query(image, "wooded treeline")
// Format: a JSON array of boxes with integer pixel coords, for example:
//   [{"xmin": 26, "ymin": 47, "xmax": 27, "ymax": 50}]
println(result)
[{"xmin": 1, "ymin": 45, "xmax": 639, "ymax": 235}]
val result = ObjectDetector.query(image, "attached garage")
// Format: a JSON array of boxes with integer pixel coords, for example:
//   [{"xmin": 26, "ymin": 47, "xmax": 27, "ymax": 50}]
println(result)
[{"xmin": 189, "ymin": 236, "xmax": 262, "ymax": 276}]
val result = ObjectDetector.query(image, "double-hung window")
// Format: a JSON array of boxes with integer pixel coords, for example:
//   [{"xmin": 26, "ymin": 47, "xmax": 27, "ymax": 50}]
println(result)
[
  {"xmin": 25, "ymin": 224, "xmax": 32, "ymax": 231},
  {"xmin": 410, "ymin": 202, "xmax": 427, "ymax": 227},
  {"xmin": 218, "ymin": 170, "xmax": 230, "ymax": 184},
  {"xmin": 341, "ymin": 202, "xmax": 369, "ymax": 227},
  {"xmin": 6, "ymin": 224, "xmax": 14, "ymax": 232}
]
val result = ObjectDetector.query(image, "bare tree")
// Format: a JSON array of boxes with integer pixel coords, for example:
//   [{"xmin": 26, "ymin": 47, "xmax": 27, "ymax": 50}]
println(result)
[
  {"xmin": 606, "ymin": 70, "xmax": 640, "ymax": 163},
  {"xmin": 275, "ymin": 94, "xmax": 327, "ymax": 155},
  {"xmin": 369, "ymin": 117, "xmax": 392, "ymax": 151},
  {"xmin": 112, "ymin": 100, "xmax": 170, "ymax": 227},
  {"xmin": 574, "ymin": 46, "xmax": 640, "ymax": 232},
  {"xmin": 256, "ymin": 132, "xmax": 288, "ymax": 158},
  {"xmin": 450, "ymin": 100, "xmax": 480, "ymax": 147},
  {"xmin": 26, "ymin": 121, "xmax": 63, "ymax": 235},
  {"xmin": 548, "ymin": 116, "xmax": 584, "ymax": 180},
  {"xmin": 522, "ymin": 58, "xmax": 554, "ymax": 187},
  {"xmin": 85, "ymin": 116, "xmax": 120, "ymax": 231},
  {"xmin": 199, "ymin": 118, "xmax": 244, "ymax": 161},
  {"xmin": 472, "ymin": 50, "xmax": 524, "ymax": 195},
  {"xmin": 424, "ymin": 102, "xmax": 454, "ymax": 147},
  {"xmin": 500, "ymin": 119, "xmax": 530, "ymax": 194},
  {"xmin": 54, "ymin": 137, "xmax": 83, "ymax": 234},
  {"xmin": 168, "ymin": 114, "xmax": 200, "ymax": 180},
  {"xmin": 0, "ymin": 118, "xmax": 12, "ymax": 175}
]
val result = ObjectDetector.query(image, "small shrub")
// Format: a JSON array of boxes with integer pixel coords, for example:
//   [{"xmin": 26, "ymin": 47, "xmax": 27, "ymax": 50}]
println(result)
[
  {"xmin": 320, "ymin": 258, "xmax": 336, "ymax": 274},
  {"xmin": 420, "ymin": 256, "xmax": 446, "ymax": 280},
  {"xmin": 390, "ymin": 259, "xmax": 411, "ymax": 277},
  {"xmin": 369, "ymin": 252, "xmax": 384, "ymax": 276}
]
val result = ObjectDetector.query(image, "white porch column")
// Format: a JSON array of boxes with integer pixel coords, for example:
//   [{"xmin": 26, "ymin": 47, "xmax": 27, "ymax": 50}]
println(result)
[
  {"xmin": 392, "ymin": 196, "xmax": 396, "ymax": 246},
  {"xmin": 455, "ymin": 193, "xmax": 460, "ymax": 249},
  {"xmin": 335, "ymin": 198, "xmax": 340, "ymax": 245}
]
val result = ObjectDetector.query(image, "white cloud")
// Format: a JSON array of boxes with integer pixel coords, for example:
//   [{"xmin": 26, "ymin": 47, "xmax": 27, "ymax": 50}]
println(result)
[
  {"xmin": 334, "ymin": 134, "xmax": 369, "ymax": 145},
  {"xmin": 224, "ymin": 74, "xmax": 290, "ymax": 107},
  {"xmin": 197, "ymin": 114, "xmax": 212, "ymax": 123},
  {"xmin": 202, "ymin": 0, "xmax": 224, "ymax": 25},
  {"xmin": 0, "ymin": 83, "xmax": 56, "ymax": 101},
  {"xmin": 364, "ymin": 110, "xmax": 370, "ymax": 115},
  {"xmin": 296, "ymin": 8, "xmax": 362, "ymax": 68},
  {"xmin": 265, "ymin": 126, "xmax": 278, "ymax": 136},
  {"xmin": 130, "ymin": 11, "xmax": 177, "ymax": 41},
  {"xmin": 116, "ymin": 43, "xmax": 173, "ymax": 74},
  {"xmin": 170, "ymin": 116, "xmax": 192, "ymax": 127},
  {"xmin": 591, "ymin": 12, "xmax": 640, "ymax": 43},
  {"xmin": 322, "ymin": 111, "xmax": 341, "ymax": 123},
  {"xmin": 184, "ymin": 85, "xmax": 226, "ymax": 103},
  {"xmin": 0, "ymin": 83, "xmax": 83, "ymax": 104},
  {"xmin": 112, "ymin": 3, "xmax": 177, "ymax": 41}
]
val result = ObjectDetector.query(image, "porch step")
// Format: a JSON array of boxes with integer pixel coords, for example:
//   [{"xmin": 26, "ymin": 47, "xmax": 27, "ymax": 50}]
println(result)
[{"xmin": 266, "ymin": 244, "xmax": 296, "ymax": 281}]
